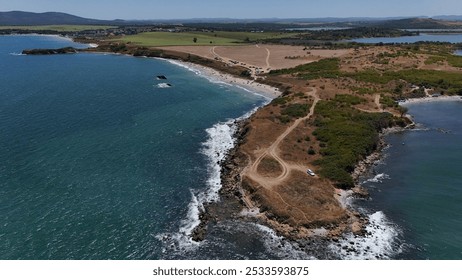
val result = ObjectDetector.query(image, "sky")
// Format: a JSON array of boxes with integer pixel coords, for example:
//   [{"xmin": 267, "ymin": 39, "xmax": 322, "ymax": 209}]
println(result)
[{"xmin": 1, "ymin": 0, "xmax": 461, "ymax": 20}]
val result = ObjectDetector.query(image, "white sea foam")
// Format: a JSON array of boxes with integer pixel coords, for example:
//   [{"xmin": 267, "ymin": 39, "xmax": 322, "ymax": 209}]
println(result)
[
  {"xmin": 156, "ymin": 119, "xmax": 238, "ymax": 250},
  {"xmin": 329, "ymin": 211, "xmax": 401, "ymax": 260},
  {"xmin": 168, "ymin": 105, "xmax": 266, "ymax": 250},
  {"xmin": 166, "ymin": 59, "xmax": 236, "ymax": 88},
  {"xmin": 363, "ymin": 173, "xmax": 390, "ymax": 184},
  {"xmin": 254, "ymin": 224, "xmax": 315, "ymax": 260},
  {"xmin": 9, "ymin": 52, "xmax": 25, "ymax": 56},
  {"xmin": 155, "ymin": 58, "xmax": 273, "ymax": 250},
  {"xmin": 164, "ymin": 59, "xmax": 202, "ymax": 75},
  {"xmin": 201, "ymin": 121, "xmax": 236, "ymax": 201},
  {"xmin": 156, "ymin": 83, "xmax": 172, "ymax": 88},
  {"xmin": 179, "ymin": 193, "xmax": 203, "ymax": 238},
  {"xmin": 163, "ymin": 59, "xmax": 276, "ymax": 100}
]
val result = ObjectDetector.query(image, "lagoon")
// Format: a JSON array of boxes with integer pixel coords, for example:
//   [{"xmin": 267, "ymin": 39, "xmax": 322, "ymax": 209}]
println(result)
[{"xmin": 352, "ymin": 33, "xmax": 462, "ymax": 44}]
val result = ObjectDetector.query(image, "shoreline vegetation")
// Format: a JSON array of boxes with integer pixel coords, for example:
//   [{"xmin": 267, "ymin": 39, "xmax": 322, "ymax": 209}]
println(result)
[{"xmin": 16, "ymin": 31, "xmax": 462, "ymax": 256}]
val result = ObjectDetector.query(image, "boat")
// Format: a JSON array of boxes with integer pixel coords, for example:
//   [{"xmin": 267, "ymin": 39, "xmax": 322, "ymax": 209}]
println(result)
[{"xmin": 156, "ymin": 75, "xmax": 168, "ymax": 80}]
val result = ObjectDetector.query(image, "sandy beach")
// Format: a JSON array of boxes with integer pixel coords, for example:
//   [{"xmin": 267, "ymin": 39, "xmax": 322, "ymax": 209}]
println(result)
[
  {"xmin": 399, "ymin": 95, "xmax": 462, "ymax": 105},
  {"xmin": 165, "ymin": 59, "xmax": 282, "ymax": 99}
]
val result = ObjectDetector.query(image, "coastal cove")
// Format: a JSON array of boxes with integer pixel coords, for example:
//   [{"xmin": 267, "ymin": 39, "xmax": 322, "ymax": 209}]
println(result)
[{"xmin": 357, "ymin": 99, "xmax": 462, "ymax": 259}]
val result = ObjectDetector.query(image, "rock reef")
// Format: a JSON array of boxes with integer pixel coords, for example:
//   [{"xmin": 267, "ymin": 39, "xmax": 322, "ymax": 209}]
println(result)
[{"xmin": 22, "ymin": 47, "xmax": 78, "ymax": 55}]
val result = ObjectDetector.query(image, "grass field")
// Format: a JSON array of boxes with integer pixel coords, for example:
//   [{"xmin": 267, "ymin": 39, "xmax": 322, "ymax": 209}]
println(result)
[
  {"xmin": 118, "ymin": 31, "xmax": 294, "ymax": 47},
  {"xmin": 0, "ymin": 25, "xmax": 115, "ymax": 32}
]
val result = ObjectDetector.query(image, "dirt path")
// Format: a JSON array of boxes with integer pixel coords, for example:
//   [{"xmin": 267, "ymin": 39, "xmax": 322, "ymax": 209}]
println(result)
[
  {"xmin": 211, "ymin": 45, "xmax": 271, "ymax": 76},
  {"xmin": 265, "ymin": 47, "xmax": 271, "ymax": 70},
  {"xmin": 357, "ymin": 94, "xmax": 384, "ymax": 114},
  {"xmin": 374, "ymin": 94, "xmax": 381, "ymax": 110},
  {"xmin": 244, "ymin": 88, "xmax": 319, "ymax": 189}
]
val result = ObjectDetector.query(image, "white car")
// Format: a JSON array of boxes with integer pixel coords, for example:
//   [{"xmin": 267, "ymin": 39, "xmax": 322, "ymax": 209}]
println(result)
[{"xmin": 307, "ymin": 169, "xmax": 316, "ymax": 176}]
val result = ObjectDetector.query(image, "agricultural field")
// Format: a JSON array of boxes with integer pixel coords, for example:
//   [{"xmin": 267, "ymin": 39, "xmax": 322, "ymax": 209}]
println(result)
[{"xmin": 118, "ymin": 31, "xmax": 295, "ymax": 47}]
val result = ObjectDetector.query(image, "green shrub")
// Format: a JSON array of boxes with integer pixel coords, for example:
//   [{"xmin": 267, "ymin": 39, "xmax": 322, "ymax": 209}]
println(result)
[
  {"xmin": 270, "ymin": 58, "xmax": 341, "ymax": 80},
  {"xmin": 312, "ymin": 98, "xmax": 397, "ymax": 189},
  {"xmin": 278, "ymin": 115, "xmax": 291, "ymax": 124},
  {"xmin": 281, "ymin": 103, "xmax": 309, "ymax": 118}
]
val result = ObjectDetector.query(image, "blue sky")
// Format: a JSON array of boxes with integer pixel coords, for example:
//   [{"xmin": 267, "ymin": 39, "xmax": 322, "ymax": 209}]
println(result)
[{"xmin": 1, "ymin": 0, "xmax": 461, "ymax": 20}]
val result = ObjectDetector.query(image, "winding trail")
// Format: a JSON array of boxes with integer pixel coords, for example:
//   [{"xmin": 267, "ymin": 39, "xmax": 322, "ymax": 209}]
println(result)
[
  {"xmin": 265, "ymin": 47, "xmax": 271, "ymax": 70},
  {"xmin": 243, "ymin": 88, "xmax": 319, "ymax": 189},
  {"xmin": 357, "ymin": 94, "xmax": 385, "ymax": 114}
]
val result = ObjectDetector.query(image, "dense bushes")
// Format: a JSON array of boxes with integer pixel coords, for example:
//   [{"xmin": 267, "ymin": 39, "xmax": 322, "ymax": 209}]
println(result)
[
  {"xmin": 313, "ymin": 95, "xmax": 397, "ymax": 188},
  {"xmin": 270, "ymin": 58, "xmax": 340, "ymax": 79},
  {"xmin": 281, "ymin": 103, "xmax": 310, "ymax": 118},
  {"xmin": 346, "ymin": 68, "xmax": 462, "ymax": 94}
]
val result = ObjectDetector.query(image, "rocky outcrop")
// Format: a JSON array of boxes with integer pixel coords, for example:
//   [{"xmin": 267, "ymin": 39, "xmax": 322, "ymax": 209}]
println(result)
[{"xmin": 22, "ymin": 47, "xmax": 78, "ymax": 55}]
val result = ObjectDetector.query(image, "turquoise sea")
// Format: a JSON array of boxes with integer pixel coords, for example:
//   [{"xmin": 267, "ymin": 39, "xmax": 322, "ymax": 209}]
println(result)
[
  {"xmin": 1, "ymin": 35, "xmax": 294, "ymax": 259},
  {"xmin": 2, "ymin": 35, "xmax": 461, "ymax": 260}
]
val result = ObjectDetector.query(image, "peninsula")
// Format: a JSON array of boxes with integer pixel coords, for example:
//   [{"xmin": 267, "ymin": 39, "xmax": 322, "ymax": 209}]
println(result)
[{"xmin": 12, "ymin": 17, "xmax": 462, "ymax": 245}]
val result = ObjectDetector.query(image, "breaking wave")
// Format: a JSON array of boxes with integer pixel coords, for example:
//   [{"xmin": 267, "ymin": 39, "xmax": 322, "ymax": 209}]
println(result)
[
  {"xmin": 363, "ymin": 173, "xmax": 390, "ymax": 184},
  {"xmin": 329, "ymin": 211, "xmax": 402, "ymax": 260}
]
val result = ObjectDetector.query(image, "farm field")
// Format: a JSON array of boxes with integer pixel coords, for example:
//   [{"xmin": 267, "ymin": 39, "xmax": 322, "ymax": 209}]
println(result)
[{"xmin": 118, "ymin": 31, "xmax": 295, "ymax": 46}]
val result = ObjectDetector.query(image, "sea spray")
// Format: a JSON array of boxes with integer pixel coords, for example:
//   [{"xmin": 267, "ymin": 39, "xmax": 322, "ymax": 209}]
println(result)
[
  {"xmin": 164, "ymin": 59, "xmax": 279, "ymax": 99},
  {"xmin": 363, "ymin": 173, "xmax": 390, "ymax": 184},
  {"xmin": 329, "ymin": 211, "xmax": 402, "ymax": 259},
  {"xmin": 163, "ymin": 97, "xmax": 270, "ymax": 251},
  {"xmin": 254, "ymin": 224, "xmax": 314, "ymax": 259}
]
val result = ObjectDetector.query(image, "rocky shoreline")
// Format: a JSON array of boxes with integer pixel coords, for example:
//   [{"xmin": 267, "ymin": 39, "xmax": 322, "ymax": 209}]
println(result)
[
  {"xmin": 191, "ymin": 115, "xmax": 395, "ymax": 258},
  {"xmin": 190, "ymin": 110, "xmax": 415, "ymax": 245},
  {"xmin": 190, "ymin": 118, "xmax": 347, "ymax": 258},
  {"xmin": 22, "ymin": 47, "xmax": 78, "ymax": 55},
  {"xmin": 190, "ymin": 119, "xmax": 250, "ymax": 242}
]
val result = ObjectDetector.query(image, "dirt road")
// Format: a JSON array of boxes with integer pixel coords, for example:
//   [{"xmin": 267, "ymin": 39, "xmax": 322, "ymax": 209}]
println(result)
[{"xmin": 243, "ymin": 88, "xmax": 319, "ymax": 189}]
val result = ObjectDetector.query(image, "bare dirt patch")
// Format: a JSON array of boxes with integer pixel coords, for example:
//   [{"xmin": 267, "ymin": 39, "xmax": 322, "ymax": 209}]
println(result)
[
  {"xmin": 160, "ymin": 45, "xmax": 351, "ymax": 72},
  {"xmin": 257, "ymin": 156, "xmax": 283, "ymax": 177}
]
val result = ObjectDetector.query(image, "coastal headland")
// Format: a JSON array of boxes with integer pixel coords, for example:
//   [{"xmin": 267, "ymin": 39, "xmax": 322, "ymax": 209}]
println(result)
[
  {"xmin": 21, "ymin": 32, "xmax": 462, "ymax": 245},
  {"xmin": 160, "ymin": 42, "xmax": 462, "ymax": 242}
]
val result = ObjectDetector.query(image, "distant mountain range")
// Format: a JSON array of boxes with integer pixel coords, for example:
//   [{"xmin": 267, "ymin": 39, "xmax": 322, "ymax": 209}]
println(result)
[
  {"xmin": 1, "ymin": 11, "xmax": 462, "ymax": 29},
  {"xmin": 0, "ymin": 11, "xmax": 118, "ymax": 25}
]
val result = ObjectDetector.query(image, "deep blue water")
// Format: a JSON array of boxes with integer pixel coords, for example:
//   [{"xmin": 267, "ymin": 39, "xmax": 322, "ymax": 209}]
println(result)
[
  {"xmin": 0, "ymin": 35, "xmax": 286, "ymax": 259},
  {"xmin": 352, "ymin": 33, "xmax": 462, "ymax": 44},
  {"xmin": 358, "ymin": 101, "xmax": 462, "ymax": 259}
]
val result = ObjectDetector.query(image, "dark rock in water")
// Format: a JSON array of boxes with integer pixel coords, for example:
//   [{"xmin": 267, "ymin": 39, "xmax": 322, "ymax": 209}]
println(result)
[
  {"xmin": 156, "ymin": 75, "xmax": 168, "ymax": 80},
  {"xmin": 190, "ymin": 207, "xmax": 211, "ymax": 242},
  {"xmin": 22, "ymin": 47, "xmax": 78, "ymax": 55}
]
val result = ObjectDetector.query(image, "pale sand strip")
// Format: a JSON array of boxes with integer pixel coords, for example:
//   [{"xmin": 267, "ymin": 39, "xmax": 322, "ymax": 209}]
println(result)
[
  {"xmin": 400, "ymin": 95, "xmax": 462, "ymax": 105},
  {"xmin": 163, "ymin": 59, "xmax": 281, "ymax": 99}
]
